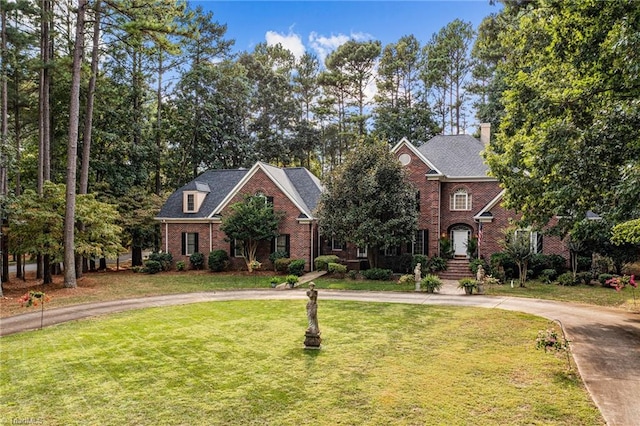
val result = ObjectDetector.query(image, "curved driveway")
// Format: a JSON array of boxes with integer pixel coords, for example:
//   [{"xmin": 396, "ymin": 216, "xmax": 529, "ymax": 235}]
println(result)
[{"xmin": 2, "ymin": 289, "xmax": 639, "ymax": 426}]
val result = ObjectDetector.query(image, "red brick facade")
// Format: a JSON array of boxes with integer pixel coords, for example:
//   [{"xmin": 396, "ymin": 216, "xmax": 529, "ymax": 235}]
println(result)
[{"xmin": 159, "ymin": 167, "xmax": 319, "ymax": 271}]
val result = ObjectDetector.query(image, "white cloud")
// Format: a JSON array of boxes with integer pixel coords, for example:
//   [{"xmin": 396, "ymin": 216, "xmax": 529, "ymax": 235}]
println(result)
[
  {"xmin": 308, "ymin": 31, "xmax": 375, "ymax": 64},
  {"xmin": 265, "ymin": 30, "xmax": 306, "ymax": 60}
]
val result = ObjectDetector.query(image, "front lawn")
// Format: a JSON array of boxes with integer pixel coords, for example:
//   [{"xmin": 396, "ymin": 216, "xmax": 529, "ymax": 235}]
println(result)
[
  {"xmin": 484, "ymin": 280, "xmax": 639, "ymax": 310},
  {"xmin": 0, "ymin": 300, "xmax": 603, "ymax": 425}
]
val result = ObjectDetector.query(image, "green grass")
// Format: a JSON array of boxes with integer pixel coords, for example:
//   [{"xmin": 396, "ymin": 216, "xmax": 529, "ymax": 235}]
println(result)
[
  {"xmin": 484, "ymin": 280, "xmax": 639, "ymax": 309},
  {"xmin": 1, "ymin": 300, "xmax": 603, "ymax": 425}
]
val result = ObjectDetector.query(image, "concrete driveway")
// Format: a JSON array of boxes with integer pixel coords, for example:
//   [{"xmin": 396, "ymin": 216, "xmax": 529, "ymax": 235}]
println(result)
[{"xmin": 2, "ymin": 287, "xmax": 639, "ymax": 425}]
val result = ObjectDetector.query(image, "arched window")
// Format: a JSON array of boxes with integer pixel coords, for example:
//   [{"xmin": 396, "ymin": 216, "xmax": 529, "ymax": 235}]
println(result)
[{"xmin": 450, "ymin": 188, "xmax": 471, "ymax": 211}]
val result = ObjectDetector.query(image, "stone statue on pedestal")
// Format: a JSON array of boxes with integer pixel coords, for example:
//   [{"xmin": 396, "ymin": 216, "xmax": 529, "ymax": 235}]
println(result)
[{"xmin": 304, "ymin": 282, "xmax": 321, "ymax": 349}]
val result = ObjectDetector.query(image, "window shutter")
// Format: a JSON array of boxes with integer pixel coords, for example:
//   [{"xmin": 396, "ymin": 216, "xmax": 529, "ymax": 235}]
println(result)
[
  {"xmin": 270, "ymin": 238, "xmax": 276, "ymax": 253},
  {"xmin": 424, "ymin": 230, "xmax": 429, "ymax": 255},
  {"xmin": 416, "ymin": 191, "xmax": 420, "ymax": 212},
  {"xmin": 285, "ymin": 235, "xmax": 291, "ymax": 255},
  {"xmin": 406, "ymin": 242, "xmax": 412, "ymax": 254},
  {"xmin": 266, "ymin": 196, "xmax": 274, "ymax": 206},
  {"xmin": 537, "ymin": 234, "xmax": 543, "ymax": 254},
  {"xmin": 181, "ymin": 232, "xmax": 186, "ymax": 255},
  {"xmin": 194, "ymin": 233, "xmax": 199, "ymax": 253},
  {"xmin": 230, "ymin": 239, "xmax": 235, "ymax": 256}
]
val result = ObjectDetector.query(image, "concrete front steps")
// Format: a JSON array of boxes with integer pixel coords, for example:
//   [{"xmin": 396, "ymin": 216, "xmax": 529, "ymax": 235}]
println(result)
[{"xmin": 437, "ymin": 258, "xmax": 474, "ymax": 280}]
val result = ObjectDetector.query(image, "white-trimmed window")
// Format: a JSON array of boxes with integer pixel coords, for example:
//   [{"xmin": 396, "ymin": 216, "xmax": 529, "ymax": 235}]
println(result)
[
  {"xmin": 331, "ymin": 238, "xmax": 345, "ymax": 251},
  {"xmin": 357, "ymin": 246, "xmax": 368, "ymax": 258},
  {"xmin": 182, "ymin": 232, "xmax": 199, "ymax": 255},
  {"xmin": 233, "ymin": 239, "xmax": 244, "ymax": 257},
  {"xmin": 515, "ymin": 230, "xmax": 543, "ymax": 254},
  {"xmin": 412, "ymin": 230, "xmax": 428, "ymax": 255},
  {"xmin": 450, "ymin": 188, "xmax": 471, "ymax": 211}
]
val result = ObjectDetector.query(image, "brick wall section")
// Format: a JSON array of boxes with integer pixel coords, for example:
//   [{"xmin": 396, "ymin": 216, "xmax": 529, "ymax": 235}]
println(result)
[
  {"xmin": 161, "ymin": 167, "xmax": 316, "ymax": 271},
  {"xmin": 479, "ymin": 205, "xmax": 568, "ymax": 263},
  {"xmin": 396, "ymin": 145, "xmax": 441, "ymax": 256},
  {"xmin": 440, "ymin": 181, "xmax": 502, "ymax": 237}
]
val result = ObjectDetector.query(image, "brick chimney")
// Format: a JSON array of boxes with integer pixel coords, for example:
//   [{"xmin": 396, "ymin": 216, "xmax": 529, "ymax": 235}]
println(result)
[{"xmin": 480, "ymin": 123, "xmax": 491, "ymax": 146}]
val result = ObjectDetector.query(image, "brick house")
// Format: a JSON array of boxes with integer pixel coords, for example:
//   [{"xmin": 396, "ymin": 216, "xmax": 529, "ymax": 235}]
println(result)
[
  {"xmin": 159, "ymin": 128, "xmax": 568, "ymax": 275},
  {"xmin": 156, "ymin": 161, "xmax": 322, "ymax": 271},
  {"xmin": 319, "ymin": 126, "xmax": 567, "ymax": 276}
]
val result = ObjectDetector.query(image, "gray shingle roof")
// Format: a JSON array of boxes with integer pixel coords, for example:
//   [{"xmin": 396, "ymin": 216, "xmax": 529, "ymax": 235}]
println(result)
[
  {"xmin": 417, "ymin": 134, "xmax": 490, "ymax": 178},
  {"xmin": 157, "ymin": 169, "xmax": 249, "ymax": 219},
  {"xmin": 157, "ymin": 163, "xmax": 323, "ymax": 219}
]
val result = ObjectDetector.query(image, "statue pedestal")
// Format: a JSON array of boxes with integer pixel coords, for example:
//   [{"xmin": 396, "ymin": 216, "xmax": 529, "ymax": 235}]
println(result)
[{"xmin": 304, "ymin": 332, "xmax": 322, "ymax": 349}]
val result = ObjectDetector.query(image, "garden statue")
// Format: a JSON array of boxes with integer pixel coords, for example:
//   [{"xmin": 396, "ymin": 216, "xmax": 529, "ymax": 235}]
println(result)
[
  {"xmin": 476, "ymin": 265, "xmax": 485, "ymax": 282},
  {"xmin": 414, "ymin": 263, "xmax": 422, "ymax": 291},
  {"xmin": 476, "ymin": 265, "xmax": 486, "ymax": 295},
  {"xmin": 304, "ymin": 282, "xmax": 322, "ymax": 348}
]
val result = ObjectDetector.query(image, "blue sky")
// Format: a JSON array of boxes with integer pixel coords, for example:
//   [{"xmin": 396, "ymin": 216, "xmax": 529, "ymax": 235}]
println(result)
[{"xmin": 191, "ymin": 1, "xmax": 501, "ymax": 62}]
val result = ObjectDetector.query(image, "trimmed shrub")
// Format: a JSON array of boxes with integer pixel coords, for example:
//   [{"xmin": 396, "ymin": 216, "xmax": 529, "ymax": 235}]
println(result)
[
  {"xmin": 348, "ymin": 270, "xmax": 358, "ymax": 280},
  {"xmin": 328, "ymin": 262, "xmax": 347, "ymax": 275},
  {"xmin": 529, "ymin": 254, "xmax": 564, "ymax": 278},
  {"xmin": 144, "ymin": 260, "xmax": 162, "ymax": 274},
  {"xmin": 148, "ymin": 252, "xmax": 173, "ymax": 271},
  {"xmin": 490, "ymin": 252, "xmax": 517, "ymax": 280},
  {"xmin": 208, "ymin": 249, "xmax": 229, "ymax": 272},
  {"xmin": 288, "ymin": 259, "xmax": 306, "ymax": 276},
  {"xmin": 427, "ymin": 256, "xmax": 447, "ymax": 273},
  {"xmin": 314, "ymin": 255, "xmax": 339, "ymax": 271},
  {"xmin": 539, "ymin": 268, "xmax": 557, "ymax": 284},
  {"xmin": 189, "ymin": 252, "xmax": 205, "ymax": 270},
  {"xmin": 361, "ymin": 268, "xmax": 393, "ymax": 281},
  {"xmin": 397, "ymin": 274, "xmax": 415, "ymax": 285},
  {"xmin": 269, "ymin": 250, "xmax": 289, "ymax": 270},
  {"xmin": 275, "ymin": 258, "xmax": 293, "ymax": 273},
  {"xmin": 176, "ymin": 261, "xmax": 186, "ymax": 272},
  {"xmin": 576, "ymin": 271, "xmax": 594, "ymax": 285},
  {"xmin": 557, "ymin": 272, "xmax": 577, "ymax": 286}
]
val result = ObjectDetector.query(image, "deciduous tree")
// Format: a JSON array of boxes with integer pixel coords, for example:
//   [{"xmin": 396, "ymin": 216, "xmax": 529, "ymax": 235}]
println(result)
[{"xmin": 317, "ymin": 140, "xmax": 417, "ymax": 268}]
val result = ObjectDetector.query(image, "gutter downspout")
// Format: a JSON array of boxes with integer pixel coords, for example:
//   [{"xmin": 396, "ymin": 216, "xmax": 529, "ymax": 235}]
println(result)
[
  {"xmin": 310, "ymin": 222, "xmax": 314, "ymax": 272},
  {"xmin": 164, "ymin": 221, "xmax": 168, "ymax": 253}
]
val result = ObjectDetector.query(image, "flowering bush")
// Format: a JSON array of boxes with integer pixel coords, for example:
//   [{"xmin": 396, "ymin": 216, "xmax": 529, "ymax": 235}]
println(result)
[
  {"xmin": 18, "ymin": 291, "xmax": 50, "ymax": 308},
  {"xmin": 605, "ymin": 275, "xmax": 636, "ymax": 292},
  {"xmin": 536, "ymin": 328, "xmax": 569, "ymax": 353}
]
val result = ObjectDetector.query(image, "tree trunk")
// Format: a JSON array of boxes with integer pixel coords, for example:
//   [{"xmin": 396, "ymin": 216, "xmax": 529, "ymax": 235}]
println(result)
[
  {"xmin": 1, "ymin": 4, "xmax": 8, "ymax": 287},
  {"xmin": 63, "ymin": 0, "xmax": 87, "ymax": 289},
  {"xmin": 155, "ymin": 51, "xmax": 163, "ymax": 195},
  {"xmin": 43, "ymin": 254, "xmax": 52, "ymax": 285}
]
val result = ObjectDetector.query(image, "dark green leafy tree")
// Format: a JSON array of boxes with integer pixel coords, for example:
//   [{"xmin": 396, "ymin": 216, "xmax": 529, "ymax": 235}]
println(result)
[
  {"xmin": 220, "ymin": 195, "xmax": 284, "ymax": 272},
  {"xmin": 8, "ymin": 182, "xmax": 123, "ymax": 283},
  {"xmin": 485, "ymin": 0, "xmax": 640, "ymax": 239},
  {"xmin": 317, "ymin": 140, "xmax": 417, "ymax": 268}
]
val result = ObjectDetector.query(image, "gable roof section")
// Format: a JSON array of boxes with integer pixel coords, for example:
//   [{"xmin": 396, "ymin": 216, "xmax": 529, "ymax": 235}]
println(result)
[
  {"xmin": 213, "ymin": 161, "xmax": 322, "ymax": 219},
  {"xmin": 417, "ymin": 134, "xmax": 491, "ymax": 179},
  {"xmin": 473, "ymin": 189, "xmax": 505, "ymax": 222},
  {"xmin": 390, "ymin": 137, "xmax": 443, "ymax": 175},
  {"xmin": 157, "ymin": 169, "xmax": 249, "ymax": 219}
]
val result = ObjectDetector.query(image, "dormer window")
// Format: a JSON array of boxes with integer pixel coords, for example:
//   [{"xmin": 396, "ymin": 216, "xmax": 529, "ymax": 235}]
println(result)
[
  {"xmin": 183, "ymin": 182, "xmax": 210, "ymax": 213},
  {"xmin": 450, "ymin": 188, "xmax": 471, "ymax": 211}
]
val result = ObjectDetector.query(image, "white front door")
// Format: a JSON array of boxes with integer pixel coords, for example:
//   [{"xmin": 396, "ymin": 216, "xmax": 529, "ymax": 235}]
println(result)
[{"xmin": 452, "ymin": 230, "xmax": 469, "ymax": 258}]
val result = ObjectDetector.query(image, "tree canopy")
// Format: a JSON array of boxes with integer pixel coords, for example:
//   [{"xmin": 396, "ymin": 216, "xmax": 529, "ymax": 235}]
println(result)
[
  {"xmin": 317, "ymin": 140, "xmax": 418, "ymax": 268},
  {"xmin": 220, "ymin": 195, "xmax": 284, "ymax": 272},
  {"xmin": 484, "ymin": 0, "xmax": 640, "ymax": 238}
]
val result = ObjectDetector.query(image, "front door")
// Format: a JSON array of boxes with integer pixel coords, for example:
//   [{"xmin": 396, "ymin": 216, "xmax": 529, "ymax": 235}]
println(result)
[{"xmin": 452, "ymin": 229, "xmax": 469, "ymax": 258}]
